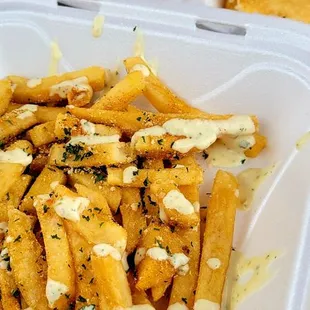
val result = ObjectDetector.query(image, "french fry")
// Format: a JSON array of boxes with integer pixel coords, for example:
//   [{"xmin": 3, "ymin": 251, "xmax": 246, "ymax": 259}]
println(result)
[
  {"xmin": 195, "ymin": 170, "xmax": 239, "ymax": 308},
  {"xmin": 49, "ymin": 142, "xmax": 133, "ymax": 167},
  {"xmin": 0, "ymin": 106, "xmax": 38, "ymax": 141},
  {"xmin": 7, "ymin": 209, "xmax": 48, "ymax": 309},
  {"xmin": 128, "ymin": 272, "xmax": 153, "ymax": 306},
  {"xmin": 107, "ymin": 165, "xmax": 203, "ymax": 187},
  {"xmin": 69, "ymin": 107, "xmax": 259, "ymax": 136},
  {"xmin": 150, "ymin": 182, "xmax": 199, "ymax": 228},
  {"xmin": 245, "ymin": 133, "xmax": 267, "ymax": 158},
  {"xmin": 20, "ymin": 165, "xmax": 66, "ymax": 214},
  {"xmin": 92, "ymin": 71, "xmax": 146, "ymax": 110},
  {"xmin": 28, "ymin": 121, "xmax": 56, "ymax": 147},
  {"xmin": 65, "ymin": 222, "xmax": 99, "ymax": 308},
  {"xmin": 67, "ymin": 171, "xmax": 121, "ymax": 214},
  {"xmin": 92, "ymin": 252, "xmax": 132, "ymax": 309},
  {"xmin": 151, "ymin": 279, "xmax": 172, "ymax": 301},
  {"xmin": 29, "ymin": 154, "xmax": 49, "ymax": 175},
  {"xmin": 169, "ymin": 185, "xmax": 201, "ymax": 309},
  {"xmin": 54, "ymin": 112, "xmax": 121, "ymax": 140},
  {"xmin": 0, "ymin": 269, "xmax": 21, "ymax": 310},
  {"xmin": 123, "ymin": 57, "xmax": 201, "ymax": 114},
  {"xmin": 53, "ymin": 185, "xmax": 127, "ymax": 250},
  {"xmin": 120, "ymin": 188, "xmax": 147, "ymax": 253},
  {"xmin": 35, "ymin": 197, "xmax": 75, "ymax": 309},
  {"xmin": 74, "ymin": 183, "xmax": 112, "ymax": 219},
  {"xmin": 0, "ymin": 80, "xmax": 13, "ymax": 117},
  {"xmin": 136, "ymin": 223, "xmax": 184, "ymax": 290},
  {"xmin": 0, "ymin": 175, "xmax": 32, "ymax": 222},
  {"xmin": 8, "ymin": 66, "xmax": 105, "ymax": 104}
]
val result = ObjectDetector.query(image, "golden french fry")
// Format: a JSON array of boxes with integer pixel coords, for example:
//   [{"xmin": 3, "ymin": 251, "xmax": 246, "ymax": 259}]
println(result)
[
  {"xmin": 49, "ymin": 142, "xmax": 133, "ymax": 167},
  {"xmin": 123, "ymin": 57, "xmax": 201, "ymax": 114},
  {"xmin": 7, "ymin": 209, "xmax": 48, "ymax": 309},
  {"xmin": 0, "ymin": 268, "xmax": 21, "ymax": 310},
  {"xmin": 92, "ymin": 71, "xmax": 146, "ymax": 110},
  {"xmin": 53, "ymin": 185, "xmax": 127, "ymax": 249},
  {"xmin": 0, "ymin": 80, "xmax": 13, "ymax": 117},
  {"xmin": 245, "ymin": 133, "xmax": 267, "ymax": 158},
  {"xmin": 20, "ymin": 165, "xmax": 66, "ymax": 214},
  {"xmin": 195, "ymin": 170, "xmax": 239, "ymax": 308},
  {"xmin": 0, "ymin": 175, "xmax": 32, "ymax": 222},
  {"xmin": 120, "ymin": 188, "xmax": 147, "ymax": 253},
  {"xmin": 169, "ymin": 185, "xmax": 200, "ymax": 309},
  {"xmin": 107, "ymin": 165, "xmax": 203, "ymax": 187},
  {"xmin": 54, "ymin": 112, "xmax": 121, "ymax": 140},
  {"xmin": 150, "ymin": 182, "xmax": 199, "ymax": 228},
  {"xmin": 8, "ymin": 66, "xmax": 105, "ymax": 105},
  {"xmin": 74, "ymin": 183, "xmax": 112, "ymax": 219},
  {"xmin": 151, "ymin": 279, "xmax": 172, "ymax": 301},
  {"xmin": 92, "ymin": 251, "xmax": 132, "ymax": 309},
  {"xmin": 35, "ymin": 197, "xmax": 75, "ymax": 309},
  {"xmin": 67, "ymin": 171, "xmax": 121, "ymax": 214},
  {"xmin": 128, "ymin": 272, "xmax": 153, "ymax": 306},
  {"xmin": 28, "ymin": 121, "xmax": 56, "ymax": 147},
  {"xmin": 65, "ymin": 222, "xmax": 99, "ymax": 308}
]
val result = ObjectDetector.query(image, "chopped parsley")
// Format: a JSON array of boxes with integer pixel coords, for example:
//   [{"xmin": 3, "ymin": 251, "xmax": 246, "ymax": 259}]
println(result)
[
  {"xmin": 77, "ymin": 295, "xmax": 87, "ymax": 302},
  {"xmin": 241, "ymin": 159, "xmax": 246, "ymax": 164},
  {"xmin": 11, "ymin": 288, "xmax": 20, "ymax": 299},
  {"xmin": 132, "ymin": 170, "xmax": 139, "ymax": 176},
  {"xmin": 142, "ymin": 136, "xmax": 146, "ymax": 143},
  {"xmin": 64, "ymin": 127, "xmax": 71, "ymax": 137},
  {"xmin": 99, "ymin": 222, "xmax": 104, "ymax": 227},
  {"xmin": 157, "ymin": 139, "xmax": 164, "ymax": 145},
  {"xmin": 43, "ymin": 205, "xmax": 49, "ymax": 213},
  {"xmin": 136, "ymin": 116, "xmax": 142, "ymax": 121},
  {"xmin": 153, "ymin": 228, "xmax": 160, "ymax": 231},
  {"xmin": 13, "ymin": 235, "xmax": 21, "ymax": 243},
  {"xmin": 82, "ymin": 215, "xmax": 90, "ymax": 222},
  {"xmin": 89, "ymin": 277, "xmax": 94, "ymax": 284},
  {"xmin": 202, "ymin": 151, "xmax": 209, "ymax": 159},
  {"xmin": 133, "ymin": 26, "xmax": 137, "ymax": 31},
  {"xmin": 143, "ymin": 177, "xmax": 149, "ymax": 187},
  {"xmin": 94, "ymin": 207, "xmax": 102, "ymax": 213},
  {"xmin": 182, "ymin": 297, "xmax": 188, "ymax": 304},
  {"xmin": 51, "ymin": 234, "xmax": 61, "ymax": 240},
  {"xmin": 0, "ymin": 141, "xmax": 4, "ymax": 150},
  {"xmin": 147, "ymin": 195, "xmax": 157, "ymax": 206}
]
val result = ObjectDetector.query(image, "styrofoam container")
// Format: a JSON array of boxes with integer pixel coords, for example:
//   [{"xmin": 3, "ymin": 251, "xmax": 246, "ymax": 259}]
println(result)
[{"xmin": 1, "ymin": 0, "xmax": 310, "ymax": 309}]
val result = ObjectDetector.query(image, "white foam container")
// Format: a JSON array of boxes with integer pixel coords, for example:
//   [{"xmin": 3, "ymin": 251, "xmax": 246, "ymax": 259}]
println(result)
[{"xmin": 1, "ymin": 0, "xmax": 310, "ymax": 309}]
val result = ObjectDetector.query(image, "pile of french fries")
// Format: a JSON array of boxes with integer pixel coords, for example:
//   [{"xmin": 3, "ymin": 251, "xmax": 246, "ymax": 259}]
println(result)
[{"xmin": 0, "ymin": 57, "xmax": 266, "ymax": 310}]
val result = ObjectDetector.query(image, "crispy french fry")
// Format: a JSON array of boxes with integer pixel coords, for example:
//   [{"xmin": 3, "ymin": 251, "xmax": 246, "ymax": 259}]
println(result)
[
  {"xmin": 0, "ymin": 106, "xmax": 38, "ymax": 141},
  {"xmin": 150, "ymin": 182, "xmax": 199, "ymax": 228},
  {"xmin": 120, "ymin": 188, "xmax": 147, "ymax": 253},
  {"xmin": 20, "ymin": 165, "xmax": 66, "ymax": 214},
  {"xmin": 65, "ymin": 223, "xmax": 99, "ymax": 308},
  {"xmin": 54, "ymin": 112, "xmax": 121, "ymax": 140},
  {"xmin": 29, "ymin": 154, "xmax": 49, "ymax": 175},
  {"xmin": 195, "ymin": 170, "xmax": 239, "ymax": 308},
  {"xmin": 245, "ymin": 133, "xmax": 267, "ymax": 158},
  {"xmin": 124, "ymin": 57, "xmax": 201, "ymax": 114},
  {"xmin": 136, "ymin": 223, "xmax": 184, "ymax": 290},
  {"xmin": 74, "ymin": 183, "xmax": 112, "ymax": 219},
  {"xmin": 107, "ymin": 165, "xmax": 203, "ymax": 187},
  {"xmin": 151, "ymin": 278, "xmax": 172, "ymax": 302},
  {"xmin": 0, "ymin": 80, "xmax": 13, "ymax": 117},
  {"xmin": 0, "ymin": 175, "xmax": 32, "ymax": 222},
  {"xmin": 169, "ymin": 185, "xmax": 200, "ymax": 309},
  {"xmin": 28, "ymin": 121, "xmax": 56, "ymax": 147},
  {"xmin": 8, "ymin": 66, "xmax": 105, "ymax": 104},
  {"xmin": 128, "ymin": 272, "xmax": 153, "ymax": 306},
  {"xmin": 92, "ymin": 71, "xmax": 146, "ymax": 110},
  {"xmin": 67, "ymin": 171, "xmax": 121, "ymax": 213},
  {"xmin": 35, "ymin": 197, "xmax": 75, "ymax": 309},
  {"xmin": 92, "ymin": 253, "xmax": 132, "ymax": 309},
  {"xmin": 0, "ymin": 268, "xmax": 21, "ymax": 310},
  {"xmin": 53, "ymin": 185, "xmax": 127, "ymax": 250},
  {"xmin": 49, "ymin": 142, "xmax": 133, "ymax": 167},
  {"xmin": 7, "ymin": 209, "xmax": 48, "ymax": 309}
]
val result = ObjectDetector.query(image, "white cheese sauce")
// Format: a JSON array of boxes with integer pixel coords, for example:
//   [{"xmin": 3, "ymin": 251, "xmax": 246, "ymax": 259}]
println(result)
[
  {"xmin": 130, "ymin": 64, "xmax": 150, "ymax": 77},
  {"xmin": 46, "ymin": 278, "xmax": 69, "ymax": 307},
  {"xmin": 134, "ymin": 247, "xmax": 146, "ymax": 266},
  {"xmin": 122, "ymin": 251, "xmax": 129, "ymax": 272},
  {"xmin": 53, "ymin": 196, "xmax": 90, "ymax": 221},
  {"xmin": 0, "ymin": 222, "xmax": 8, "ymax": 233},
  {"xmin": 92, "ymin": 243, "xmax": 121, "ymax": 260},
  {"xmin": 123, "ymin": 166, "xmax": 139, "ymax": 184},
  {"xmin": 131, "ymin": 126, "xmax": 166, "ymax": 146},
  {"xmin": 67, "ymin": 134, "xmax": 120, "ymax": 146},
  {"xmin": 49, "ymin": 76, "xmax": 91, "ymax": 98},
  {"xmin": 0, "ymin": 148, "xmax": 32, "ymax": 166},
  {"xmin": 50, "ymin": 181, "xmax": 59, "ymax": 190},
  {"xmin": 15, "ymin": 104, "xmax": 38, "ymax": 120},
  {"xmin": 194, "ymin": 299, "xmax": 220, "ymax": 310},
  {"xmin": 49, "ymin": 41, "xmax": 63, "ymax": 76},
  {"xmin": 163, "ymin": 190, "xmax": 195, "ymax": 215},
  {"xmin": 0, "ymin": 248, "xmax": 9, "ymax": 270},
  {"xmin": 207, "ymin": 257, "xmax": 221, "ymax": 270},
  {"xmin": 27, "ymin": 78, "xmax": 42, "ymax": 88},
  {"xmin": 80, "ymin": 119, "xmax": 96, "ymax": 135}
]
